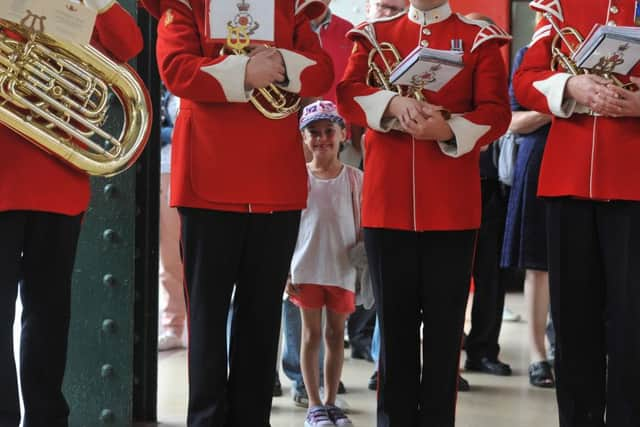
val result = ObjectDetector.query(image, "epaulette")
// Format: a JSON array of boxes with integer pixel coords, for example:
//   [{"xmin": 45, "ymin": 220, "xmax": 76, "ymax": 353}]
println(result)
[
  {"xmin": 295, "ymin": 0, "xmax": 326, "ymax": 20},
  {"xmin": 457, "ymin": 14, "xmax": 512, "ymax": 52},
  {"xmin": 347, "ymin": 12, "xmax": 404, "ymax": 44},
  {"xmin": 530, "ymin": 0, "xmax": 564, "ymax": 23}
]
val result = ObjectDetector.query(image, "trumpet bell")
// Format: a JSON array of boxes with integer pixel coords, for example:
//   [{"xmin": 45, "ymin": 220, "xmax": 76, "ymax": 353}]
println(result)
[
  {"xmin": 251, "ymin": 85, "xmax": 301, "ymax": 120},
  {"xmin": 0, "ymin": 18, "xmax": 151, "ymax": 177}
]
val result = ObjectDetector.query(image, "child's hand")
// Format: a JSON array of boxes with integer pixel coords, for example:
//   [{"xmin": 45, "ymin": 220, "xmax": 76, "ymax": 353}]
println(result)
[{"xmin": 285, "ymin": 278, "xmax": 300, "ymax": 297}]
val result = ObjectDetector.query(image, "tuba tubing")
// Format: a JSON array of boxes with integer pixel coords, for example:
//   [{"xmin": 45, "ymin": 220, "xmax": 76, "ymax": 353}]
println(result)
[{"xmin": 0, "ymin": 18, "xmax": 151, "ymax": 177}]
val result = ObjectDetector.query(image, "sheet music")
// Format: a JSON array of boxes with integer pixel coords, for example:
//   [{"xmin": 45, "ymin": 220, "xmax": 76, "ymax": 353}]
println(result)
[{"xmin": 0, "ymin": 0, "xmax": 96, "ymax": 45}]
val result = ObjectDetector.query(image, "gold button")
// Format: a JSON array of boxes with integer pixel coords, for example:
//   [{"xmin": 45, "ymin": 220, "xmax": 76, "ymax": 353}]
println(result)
[
  {"xmin": 423, "ymin": 28, "xmax": 431, "ymax": 35},
  {"xmin": 608, "ymin": 20, "xmax": 617, "ymax": 26},
  {"xmin": 610, "ymin": 5, "xmax": 619, "ymax": 14},
  {"xmin": 420, "ymin": 40, "xmax": 429, "ymax": 47}
]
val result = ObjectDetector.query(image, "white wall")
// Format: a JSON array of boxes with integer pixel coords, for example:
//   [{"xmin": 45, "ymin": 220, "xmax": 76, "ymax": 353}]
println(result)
[{"xmin": 329, "ymin": 0, "xmax": 368, "ymax": 24}]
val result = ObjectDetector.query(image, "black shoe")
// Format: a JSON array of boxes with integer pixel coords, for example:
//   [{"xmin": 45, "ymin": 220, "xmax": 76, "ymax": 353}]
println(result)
[
  {"xmin": 351, "ymin": 346, "xmax": 374, "ymax": 362},
  {"xmin": 458, "ymin": 375, "xmax": 470, "ymax": 392},
  {"xmin": 368, "ymin": 371, "xmax": 378, "ymax": 391},
  {"xmin": 273, "ymin": 376, "xmax": 283, "ymax": 397},
  {"xmin": 529, "ymin": 361, "xmax": 555, "ymax": 388},
  {"xmin": 338, "ymin": 381, "xmax": 347, "ymax": 394},
  {"xmin": 465, "ymin": 357, "xmax": 512, "ymax": 376}
]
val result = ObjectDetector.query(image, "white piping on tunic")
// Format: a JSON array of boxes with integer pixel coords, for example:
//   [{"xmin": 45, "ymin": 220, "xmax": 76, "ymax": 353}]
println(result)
[{"xmin": 590, "ymin": 117, "xmax": 597, "ymax": 199}]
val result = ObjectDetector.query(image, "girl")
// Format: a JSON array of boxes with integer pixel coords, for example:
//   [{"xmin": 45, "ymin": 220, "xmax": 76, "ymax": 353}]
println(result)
[{"xmin": 287, "ymin": 100, "xmax": 361, "ymax": 427}]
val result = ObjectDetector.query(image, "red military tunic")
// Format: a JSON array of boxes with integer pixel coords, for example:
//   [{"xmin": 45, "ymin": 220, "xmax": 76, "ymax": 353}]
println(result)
[
  {"xmin": 337, "ymin": 3, "xmax": 511, "ymax": 231},
  {"xmin": 514, "ymin": 0, "xmax": 640, "ymax": 201},
  {"xmin": 0, "ymin": 3, "xmax": 143, "ymax": 215},
  {"xmin": 153, "ymin": 0, "xmax": 334, "ymax": 213}
]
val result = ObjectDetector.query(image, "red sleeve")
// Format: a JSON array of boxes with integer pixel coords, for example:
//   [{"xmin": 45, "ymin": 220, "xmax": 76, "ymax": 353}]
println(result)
[
  {"xmin": 156, "ymin": 1, "xmax": 333, "ymax": 104},
  {"xmin": 277, "ymin": 12, "xmax": 334, "ymax": 98},
  {"xmin": 458, "ymin": 41, "xmax": 512, "ymax": 148},
  {"xmin": 93, "ymin": 3, "xmax": 143, "ymax": 62},
  {"xmin": 513, "ymin": 17, "xmax": 578, "ymax": 118},
  {"xmin": 336, "ymin": 36, "xmax": 398, "ymax": 132}
]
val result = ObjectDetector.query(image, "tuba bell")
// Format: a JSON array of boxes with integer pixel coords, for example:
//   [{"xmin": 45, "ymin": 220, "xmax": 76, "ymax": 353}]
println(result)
[
  {"xmin": 544, "ymin": 12, "xmax": 636, "ymax": 91},
  {"xmin": 0, "ymin": 18, "xmax": 151, "ymax": 177},
  {"xmin": 223, "ymin": 24, "xmax": 300, "ymax": 120}
]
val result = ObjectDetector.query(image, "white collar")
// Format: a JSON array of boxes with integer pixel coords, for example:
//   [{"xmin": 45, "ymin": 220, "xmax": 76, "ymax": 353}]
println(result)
[{"xmin": 407, "ymin": 2, "xmax": 452, "ymax": 26}]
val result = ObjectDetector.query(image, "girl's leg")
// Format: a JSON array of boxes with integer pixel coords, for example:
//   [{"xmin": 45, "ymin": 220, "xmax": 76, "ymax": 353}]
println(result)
[
  {"xmin": 323, "ymin": 309, "xmax": 349, "ymax": 406},
  {"xmin": 300, "ymin": 307, "xmax": 324, "ymax": 408},
  {"xmin": 525, "ymin": 269, "xmax": 550, "ymax": 363}
]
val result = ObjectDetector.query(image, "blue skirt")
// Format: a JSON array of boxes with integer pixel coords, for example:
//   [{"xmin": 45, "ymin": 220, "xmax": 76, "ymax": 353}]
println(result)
[{"xmin": 501, "ymin": 127, "xmax": 549, "ymax": 271}]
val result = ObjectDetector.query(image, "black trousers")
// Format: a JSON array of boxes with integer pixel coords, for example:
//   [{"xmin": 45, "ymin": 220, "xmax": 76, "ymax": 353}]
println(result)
[
  {"xmin": 0, "ymin": 211, "xmax": 82, "ymax": 427},
  {"xmin": 347, "ymin": 304, "xmax": 376, "ymax": 356},
  {"xmin": 365, "ymin": 227, "xmax": 476, "ymax": 427},
  {"xmin": 179, "ymin": 208, "xmax": 300, "ymax": 427},
  {"xmin": 547, "ymin": 198, "xmax": 640, "ymax": 427},
  {"xmin": 465, "ymin": 179, "xmax": 507, "ymax": 361}
]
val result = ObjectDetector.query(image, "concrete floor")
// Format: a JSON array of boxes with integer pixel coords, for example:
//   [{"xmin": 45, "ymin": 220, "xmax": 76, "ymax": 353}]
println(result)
[{"xmin": 156, "ymin": 292, "xmax": 560, "ymax": 427}]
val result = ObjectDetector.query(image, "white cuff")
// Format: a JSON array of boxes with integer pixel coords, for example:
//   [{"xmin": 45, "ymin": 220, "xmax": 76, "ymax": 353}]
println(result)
[
  {"xmin": 354, "ymin": 91, "xmax": 398, "ymax": 132},
  {"xmin": 201, "ymin": 56, "xmax": 252, "ymax": 103},
  {"xmin": 277, "ymin": 49, "xmax": 317, "ymax": 94},
  {"xmin": 438, "ymin": 115, "xmax": 490, "ymax": 158},
  {"xmin": 533, "ymin": 73, "xmax": 577, "ymax": 118},
  {"xmin": 83, "ymin": 0, "xmax": 116, "ymax": 13}
]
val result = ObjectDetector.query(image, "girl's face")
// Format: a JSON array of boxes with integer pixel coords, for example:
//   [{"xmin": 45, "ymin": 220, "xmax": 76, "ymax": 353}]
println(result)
[{"xmin": 302, "ymin": 120, "xmax": 346, "ymax": 161}]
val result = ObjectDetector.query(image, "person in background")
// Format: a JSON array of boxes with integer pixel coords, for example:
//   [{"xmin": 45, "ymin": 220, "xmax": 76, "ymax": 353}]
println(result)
[
  {"xmin": 513, "ymin": 0, "xmax": 640, "ymax": 425},
  {"xmin": 158, "ymin": 86, "xmax": 187, "ymax": 351},
  {"xmin": 287, "ymin": 100, "xmax": 361, "ymax": 427},
  {"xmin": 0, "ymin": 2, "xmax": 143, "ymax": 426},
  {"xmin": 337, "ymin": 0, "xmax": 511, "ymax": 424},
  {"xmin": 462, "ymin": 12, "xmax": 512, "ymax": 383},
  {"xmin": 501, "ymin": 38, "xmax": 554, "ymax": 388},
  {"xmin": 150, "ymin": 0, "xmax": 334, "ymax": 425}
]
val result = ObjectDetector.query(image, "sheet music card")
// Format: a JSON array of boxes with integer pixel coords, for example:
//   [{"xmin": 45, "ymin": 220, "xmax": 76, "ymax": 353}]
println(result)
[
  {"xmin": 206, "ymin": 0, "xmax": 275, "ymax": 44},
  {"xmin": 389, "ymin": 46, "xmax": 464, "ymax": 93},
  {"xmin": 0, "ymin": 0, "xmax": 97, "ymax": 45},
  {"xmin": 572, "ymin": 24, "xmax": 640, "ymax": 75}
]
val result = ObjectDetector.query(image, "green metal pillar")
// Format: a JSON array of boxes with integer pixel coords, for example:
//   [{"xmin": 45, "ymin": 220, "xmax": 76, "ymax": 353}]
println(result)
[{"xmin": 63, "ymin": 2, "xmax": 161, "ymax": 426}]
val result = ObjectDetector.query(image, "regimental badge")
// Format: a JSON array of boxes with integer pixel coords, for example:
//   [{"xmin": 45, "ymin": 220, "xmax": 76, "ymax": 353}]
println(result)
[
  {"xmin": 228, "ymin": 0, "xmax": 260, "ymax": 36},
  {"xmin": 593, "ymin": 43, "xmax": 628, "ymax": 74},
  {"xmin": 411, "ymin": 64, "xmax": 442, "ymax": 87},
  {"xmin": 635, "ymin": 1, "xmax": 640, "ymax": 26},
  {"xmin": 164, "ymin": 9, "xmax": 174, "ymax": 27}
]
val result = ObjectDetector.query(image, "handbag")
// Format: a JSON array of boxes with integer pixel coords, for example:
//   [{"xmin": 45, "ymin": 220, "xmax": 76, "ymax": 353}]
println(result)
[{"xmin": 497, "ymin": 131, "xmax": 519, "ymax": 186}]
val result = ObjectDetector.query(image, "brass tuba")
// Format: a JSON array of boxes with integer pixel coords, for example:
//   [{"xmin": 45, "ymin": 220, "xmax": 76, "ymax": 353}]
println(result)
[
  {"xmin": 350, "ymin": 23, "xmax": 451, "ymax": 119},
  {"xmin": 0, "ymin": 18, "xmax": 151, "ymax": 177},
  {"xmin": 544, "ymin": 12, "xmax": 636, "ymax": 90},
  {"xmin": 223, "ymin": 24, "xmax": 300, "ymax": 120}
]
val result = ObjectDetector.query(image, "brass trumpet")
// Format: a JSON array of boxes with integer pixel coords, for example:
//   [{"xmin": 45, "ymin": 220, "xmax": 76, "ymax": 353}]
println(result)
[
  {"xmin": 351, "ymin": 23, "xmax": 450, "ymax": 119},
  {"xmin": 0, "ymin": 18, "xmax": 151, "ymax": 177},
  {"xmin": 545, "ymin": 12, "xmax": 636, "ymax": 90},
  {"xmin": 223, "ymin": 24, "xmax": 300, "ymax": 120}
]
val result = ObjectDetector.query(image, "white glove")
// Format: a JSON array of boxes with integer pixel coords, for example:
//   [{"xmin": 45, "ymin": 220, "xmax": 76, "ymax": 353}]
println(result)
[{"xmin": 83, "ymin": 0, "xmax": 117, "ymax": 13}]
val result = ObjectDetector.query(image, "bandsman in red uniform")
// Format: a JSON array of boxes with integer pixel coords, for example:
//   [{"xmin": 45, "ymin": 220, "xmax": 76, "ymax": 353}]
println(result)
[
  {"xmin": 0, "ymin": 2, "xmax": 143, "ymax": 426},
  {"xmin": 142, "ymin": 0, "xmax": 334, "ymax": 425},
  {"xmin": 337, "ymin": 0, "xmax": 511, "ymax": 425},
  {"xmin": 513, "ymin": 1, "xmax": 640, "ymax": 426}
]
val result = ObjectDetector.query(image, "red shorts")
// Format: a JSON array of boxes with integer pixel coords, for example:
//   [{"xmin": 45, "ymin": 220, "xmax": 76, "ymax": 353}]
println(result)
[{"xmin": 290, "ymin": 284, "xmax": 356, "ymax": 314}]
